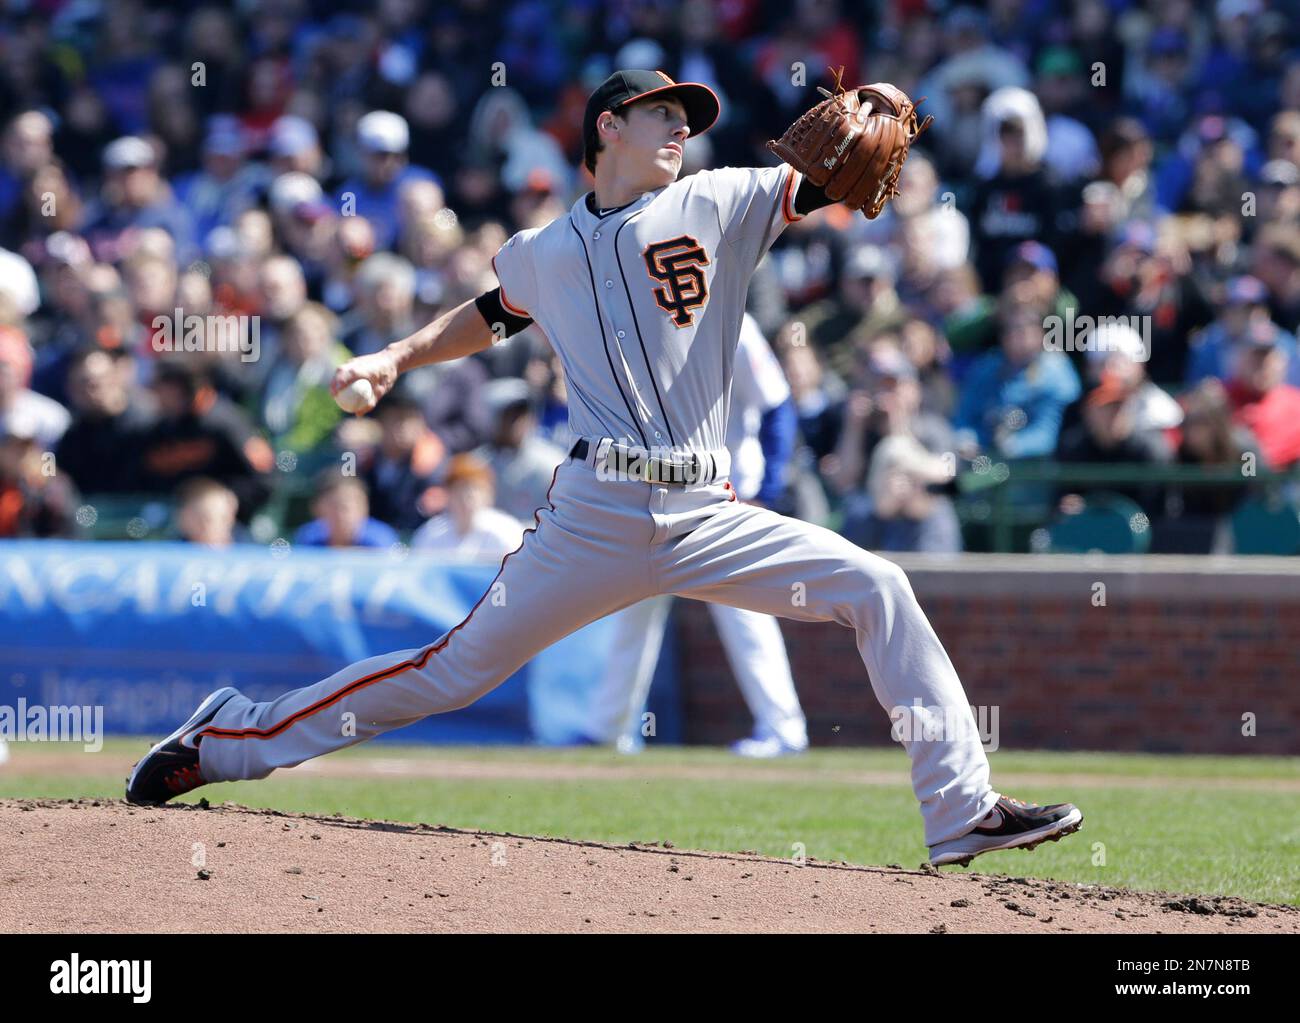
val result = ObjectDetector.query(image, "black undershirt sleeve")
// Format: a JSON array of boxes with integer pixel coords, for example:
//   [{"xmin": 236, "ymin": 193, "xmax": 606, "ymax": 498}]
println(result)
[
  {"xmin": 793, "ymin": 175, "xmax": 836, "ymax": 216},
  {"xmin": 474, "ymin": 288, "xmax": 534, "ymax": 338}
]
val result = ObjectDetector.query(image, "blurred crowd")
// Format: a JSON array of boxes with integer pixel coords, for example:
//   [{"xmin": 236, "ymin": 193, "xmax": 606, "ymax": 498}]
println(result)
[{"xmin": 3, "ymin": 0, "xmax": 1300, "ymax": 556}]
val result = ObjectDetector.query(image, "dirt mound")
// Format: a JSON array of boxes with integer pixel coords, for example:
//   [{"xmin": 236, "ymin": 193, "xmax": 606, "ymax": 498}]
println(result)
[{"xmin": 2, "ymin": 799, "xmax": 1295, "ymax": 933}]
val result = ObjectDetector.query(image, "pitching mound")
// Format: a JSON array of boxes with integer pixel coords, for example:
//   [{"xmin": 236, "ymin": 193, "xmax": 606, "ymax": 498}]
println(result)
[{"xmin": 2, "ymin": 799, "xmax": 1295, "ymax": 933}]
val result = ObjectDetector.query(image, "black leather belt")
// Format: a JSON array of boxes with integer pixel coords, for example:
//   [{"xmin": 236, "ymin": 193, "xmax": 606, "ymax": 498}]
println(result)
[{"xmin": 570, "ymin": 438, "xmax": 716, "ymax": 486}]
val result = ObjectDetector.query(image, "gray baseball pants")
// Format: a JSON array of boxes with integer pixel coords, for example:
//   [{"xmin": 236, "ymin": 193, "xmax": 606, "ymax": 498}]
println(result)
[{"xmin": 197, "ymin": 445, "xmax": 997, "ymax": 846}]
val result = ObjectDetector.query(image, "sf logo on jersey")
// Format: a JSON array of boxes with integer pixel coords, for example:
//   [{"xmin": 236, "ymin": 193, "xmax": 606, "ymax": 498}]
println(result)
[{"xmin": 643, "ymin": 235, "xmax": 710, "ymax": 327}]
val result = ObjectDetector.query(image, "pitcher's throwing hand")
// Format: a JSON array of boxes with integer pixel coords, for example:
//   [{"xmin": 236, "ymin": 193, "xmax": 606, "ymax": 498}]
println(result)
[{"xmin": 330, "ymin": 350, "xmax": 399, "ymax": 415}]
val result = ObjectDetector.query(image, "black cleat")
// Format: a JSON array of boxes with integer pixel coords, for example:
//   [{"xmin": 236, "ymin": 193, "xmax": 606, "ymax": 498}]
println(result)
[
  {"xmin": 125, "ymin": 688, "xmax": 239, "ymax": 805},
  {"xmin": 928, "ymin": 794, "xmax": 1083, "ymax": 867}
]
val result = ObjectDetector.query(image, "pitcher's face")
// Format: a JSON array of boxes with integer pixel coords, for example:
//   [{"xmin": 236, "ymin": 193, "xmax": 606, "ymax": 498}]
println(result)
[{"xmin": 610, "ymin": 97, "xmax": 689, "ymax": 185}]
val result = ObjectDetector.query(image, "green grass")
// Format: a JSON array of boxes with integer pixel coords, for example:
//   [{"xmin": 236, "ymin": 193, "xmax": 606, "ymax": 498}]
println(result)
[{"xmin": 4, "ymin": 740, "xmax": 1297, "ymax": 905}]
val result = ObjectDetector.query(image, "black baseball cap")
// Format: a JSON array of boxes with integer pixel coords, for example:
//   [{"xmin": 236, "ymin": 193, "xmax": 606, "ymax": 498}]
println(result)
[{"xmin": 582, "ymin": 69, "xmax": 720, "ymax": 171}]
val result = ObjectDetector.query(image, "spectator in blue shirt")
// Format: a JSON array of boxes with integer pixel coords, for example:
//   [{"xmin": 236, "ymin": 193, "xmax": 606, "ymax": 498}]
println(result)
[
  {"xmin": 1136, "ymin": 29, "xmax": 1195, "ymax": 147},
  {"xmin": 0, "ymin": 112, "xmax": 55, "ymax": 240},
  {"xmin": 267, "ymin": 115, "xmax": 325, "ymax": 181},
  {"xmin": 81, "ymin": 136, "xmax": 197, "ymax": 265},
  {"xmin": 293, "ymin": 474, "xmax": 400, "ymax": 549},
  {"xmin": 173, "ymin": 116, "xmax": 268, "ymax": 245},
  {"xmin": 86, "ymin": 5, "xmax": 160, "ymax": 136},
  {"xmin": 955, "ymin": 303, "xmax": 1082, "ymax": 459},
  {"xmin": 1186, "ymin": 275, "xmax": 1300, "ymax": 388},
  {"xmin": 334, "ymin": 111, "xmax": 437, "ymax": 251}
]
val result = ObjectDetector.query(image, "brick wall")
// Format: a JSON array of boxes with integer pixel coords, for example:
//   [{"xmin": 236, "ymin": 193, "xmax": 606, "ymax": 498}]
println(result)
[{"xmin": 675, "ymin": 554, "xmax": 1300, "ymax": 755}]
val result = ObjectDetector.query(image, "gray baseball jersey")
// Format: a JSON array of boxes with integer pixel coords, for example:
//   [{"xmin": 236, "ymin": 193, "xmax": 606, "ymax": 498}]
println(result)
[
  {"xmin": 178, "ymin": 164, "xmax": 1005, "ymax": 851},
  {"xmin": 492, "ymin": 165, "xmax": 803, "ymax": 455}
]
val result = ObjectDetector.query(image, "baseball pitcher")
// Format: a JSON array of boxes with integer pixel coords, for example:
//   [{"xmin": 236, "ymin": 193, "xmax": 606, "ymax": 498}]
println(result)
[{"xmin": 129, "ymin": 69, "xmax": 1082, "ymax": 868}]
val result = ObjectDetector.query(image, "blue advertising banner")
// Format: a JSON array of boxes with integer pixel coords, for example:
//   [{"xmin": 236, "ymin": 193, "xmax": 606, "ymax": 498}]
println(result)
[{"xmin": 0, "ymin": 541, "xmax": 681, "ymax": 745}]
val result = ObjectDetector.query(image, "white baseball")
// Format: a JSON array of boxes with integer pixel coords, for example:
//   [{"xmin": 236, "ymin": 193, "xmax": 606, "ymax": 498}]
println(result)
[{"xmin": 335, "ymin": 378, "xmax": 376, "ymax": 413}]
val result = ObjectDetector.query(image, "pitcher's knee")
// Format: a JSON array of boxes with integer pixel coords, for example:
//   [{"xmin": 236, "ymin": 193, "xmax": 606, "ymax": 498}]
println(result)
[
  {"xmin": 848, "ymin": 551, "xmax": 917, "ymax": 622},
  {"xmin": 864, "ymin": 551, "xmax": 912, "ymax": 594},
  {"xmin": 441, "ymin": 679, "xmax": 500, "ymax": 714},
  {"xmin": 434, "ymin": 659, "xmax": 524, "ymax": 714}
]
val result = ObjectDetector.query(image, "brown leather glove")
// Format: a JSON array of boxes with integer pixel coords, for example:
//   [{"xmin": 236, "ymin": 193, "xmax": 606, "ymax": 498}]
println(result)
[{"xmin": 767, "ymin": 68, "xmax": 933, "ymax": 219}]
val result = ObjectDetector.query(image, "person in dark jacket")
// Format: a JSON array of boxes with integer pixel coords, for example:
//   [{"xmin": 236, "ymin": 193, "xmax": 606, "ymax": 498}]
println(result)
[
  {"xmin": 135, "ymin": 359, "xmax": 273, "ymax": 519},
  {"xmin": 55, "ymin": 346, "xmax": 155, "ymax": 494},
  {"xmin": 360, "ymin": 387, "xmax": 448, "ymax": 532}
]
